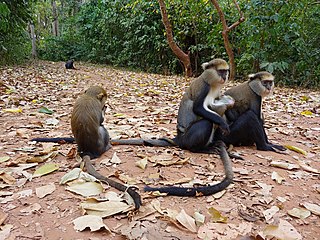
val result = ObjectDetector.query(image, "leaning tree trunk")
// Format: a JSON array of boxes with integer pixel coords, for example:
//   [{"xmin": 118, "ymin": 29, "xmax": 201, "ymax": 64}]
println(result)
[
  {"xmin": 210, "ymin": 0, "xmax": 245, "ymax": 81},
  {"xmin": 158, "ymin": 0, "xmax": 192, "ymax": 77}
]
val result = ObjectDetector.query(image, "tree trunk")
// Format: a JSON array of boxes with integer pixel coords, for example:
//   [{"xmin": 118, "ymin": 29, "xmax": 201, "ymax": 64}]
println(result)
[
  {"xmin": 52, "ymin": 0, "xmax": 59, "ymax": 36},
  {"xmin": 29, "ymin": 23, "xmax": 37, "ymax": 59},
  {"xmin": 157, "ymin": 0, "xmax": 192, "ymax": 77},
  {"xmin": 210, "ymin": 0, "xmax": 245, "ymax": 81}
]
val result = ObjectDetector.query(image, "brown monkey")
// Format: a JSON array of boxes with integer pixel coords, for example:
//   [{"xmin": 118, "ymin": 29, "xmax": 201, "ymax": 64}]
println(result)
[
  {"xmin": 33, "ymin": 86, "xmax": 141, "ymax": 209},
  {"xmin": 214, "ymin": 71, "xmax": 286, "ymax": 152}
]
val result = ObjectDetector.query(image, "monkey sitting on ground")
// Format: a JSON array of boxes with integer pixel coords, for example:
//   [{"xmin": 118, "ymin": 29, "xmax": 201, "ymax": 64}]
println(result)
[
  {"xmin": 33, "ymin": 86, "xmax": 141, "ymax": 209},
  {"xmin": 65, "ymin": 60, "xmax": 77, "ymax": 69},
  {"xmin": 142, "ymin": 59, "xmax": 235, "ymax": 196},
  {"xmin": 214, "ymin": 71, "xmax": 286, "ymax": 152},
  {"xmin": 111, "ymin": 59, "xmax": 232, "ymax": 153}
]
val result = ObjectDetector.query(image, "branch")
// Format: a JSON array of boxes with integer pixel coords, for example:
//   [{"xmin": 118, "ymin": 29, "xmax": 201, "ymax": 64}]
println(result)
[{"xmin": 228, "ymin": 0, "xmax": 245, "ymax": 31}]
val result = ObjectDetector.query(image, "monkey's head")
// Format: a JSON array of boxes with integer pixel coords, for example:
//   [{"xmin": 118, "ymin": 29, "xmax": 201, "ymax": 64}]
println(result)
[
  {"xmin": 85, "ymin": 86, "xmax": 108, "ymax": 105},
  {"xmin": 248, "ymin": 71, "xmax": 274, "ymax": 98},
  {"xmin": 201, "ymin": 58, "xmax": 230, "ymax": 85}
]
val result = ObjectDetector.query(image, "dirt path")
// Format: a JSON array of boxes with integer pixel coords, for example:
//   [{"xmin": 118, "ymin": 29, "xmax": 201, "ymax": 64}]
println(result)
[{"xmin": 0, "ymin": 61, "xmax": 319, "ymax": 239}]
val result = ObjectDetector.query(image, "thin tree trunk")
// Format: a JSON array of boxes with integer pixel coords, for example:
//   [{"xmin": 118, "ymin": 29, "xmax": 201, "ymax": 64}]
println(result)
[
  {"xmin": 29, "ymin": 23, "xmax": 37, "ymax": 58},
  {"xmin": 158, "ymin": 0, "xmax": 192, "ymax": 77},
  {"xmin": 52, "ymin": 0, "xmax": 59, "ymax": 36},
  {"xmin": 210, "ymin": 0, "xmax": 245, "ymax": 80}
]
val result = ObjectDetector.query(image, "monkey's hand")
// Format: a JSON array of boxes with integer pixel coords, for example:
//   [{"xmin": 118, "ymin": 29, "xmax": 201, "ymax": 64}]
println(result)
[{"xmin": 219, "ymin": 122, "xmax": 230, "ymax": 136}]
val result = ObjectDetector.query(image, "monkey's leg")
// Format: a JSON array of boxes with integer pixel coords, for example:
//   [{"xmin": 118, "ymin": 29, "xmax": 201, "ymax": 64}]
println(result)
[
  {"xmin": 176, "ymin": 119, "xmax": 213, "ymax": 152},
  {"xmin": 258, "ymin": 121, "xmax": 286, "ymax": 151},
  {"xmin": 221, "ymin": 110, "xmax": 278, "ymax": 151}
]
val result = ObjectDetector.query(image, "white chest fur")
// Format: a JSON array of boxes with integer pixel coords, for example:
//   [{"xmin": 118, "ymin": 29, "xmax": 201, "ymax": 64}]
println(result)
[{"xmin": 204, "ymin": 87, "xmax": 221, "ymax": 116}]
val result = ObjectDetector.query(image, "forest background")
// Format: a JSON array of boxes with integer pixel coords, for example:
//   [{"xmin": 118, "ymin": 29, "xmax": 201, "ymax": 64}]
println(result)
[{"xmin": 0, "ymin": 0, "xmax": 319, "ymax": 88}]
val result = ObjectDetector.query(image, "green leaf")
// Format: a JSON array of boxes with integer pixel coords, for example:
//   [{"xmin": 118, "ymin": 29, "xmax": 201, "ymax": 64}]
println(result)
[
  {"xmin": 33, "ymin": 163, "xmax": 59, "ymax": 178},
  {"xmin": 38, "ymin": 107, "xmax": 54, "ymax": 115}
]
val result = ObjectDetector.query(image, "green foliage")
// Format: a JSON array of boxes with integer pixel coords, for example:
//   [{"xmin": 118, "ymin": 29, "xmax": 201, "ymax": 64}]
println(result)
[
  {"xmin": 234, "ymin": 0, "xmax": 320, "ymax": 87},
  {"xmin": 0, "ymin": 0, "xmax": 34, "ymax": 65},
  {"xmin": 34, "ymin": 0, "xmax": 320, "ymax": 88}
]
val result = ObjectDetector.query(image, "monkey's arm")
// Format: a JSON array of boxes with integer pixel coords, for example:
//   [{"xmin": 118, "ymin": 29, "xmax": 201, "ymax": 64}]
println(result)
[
  {"xmin": 83, "ymin": 155, "xmax": 141, "ymax": 209},
  {"xmin": 193, "ymin": 84, "xmax": 229, "ymax": 134}
]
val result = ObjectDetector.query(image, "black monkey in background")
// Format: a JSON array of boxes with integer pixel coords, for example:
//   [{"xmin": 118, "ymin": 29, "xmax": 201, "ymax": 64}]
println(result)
[{"xmin": 65, "ymin": 60, "xmax": 76, "ymax": 69}]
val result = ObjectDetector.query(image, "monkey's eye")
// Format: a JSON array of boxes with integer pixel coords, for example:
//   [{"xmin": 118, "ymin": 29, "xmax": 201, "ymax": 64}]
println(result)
[
  {"xmin": 217, "ymin": 70, "xmax": 229, "ymax": 80},
  {"xmin": 261, "ymin": 80, "xmax": 273, "ymax": 90}
]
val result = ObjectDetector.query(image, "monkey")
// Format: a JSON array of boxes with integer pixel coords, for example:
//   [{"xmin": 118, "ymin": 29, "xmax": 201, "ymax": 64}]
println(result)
[
  {"xmin": 65, "ymin": 60, "xmax": 76, "ymax": 69},
  {"xmin": 111, "ymin": 58, "xmax": 232, "ymax": 154},
  {"xmin": 113, "ymin": 59, "xmax": 236, "ymax": 196},
  {"xmin": 32, "ymin": 86, "xmax": 141, "ymax": 209},
  {"xmin": 214, "ymin": 71, "xmax": 286, "ymax": 152}
]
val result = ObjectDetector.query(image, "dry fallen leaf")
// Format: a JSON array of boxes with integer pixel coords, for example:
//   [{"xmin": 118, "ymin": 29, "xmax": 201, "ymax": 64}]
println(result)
[
  {"xmin": 0, "ymin": 224, "xmax": 13, "ymax": 239},
  {"xmin": 33, "ymin": 163, "xmax": 59, "ymax": 178},
  {"xmin": 176, "ymin": 209, "xmax": 197, "ymax": 233},
  {"xmin": 66, "ymin": 182, "xmax": 103, "ymax": 197},
  {"xmin": 81, "ymin": 200, "xmax": 132, "ymax": 217},
  {"xmin": 287, "ymin": 207, "xmax": 311, "ymax": 219},
  {"xmin": 271, "ymin": 171, "xmax": 285, "ymax": 184},
  {"xmin": 60, "ymin": 168, "xmax": 82, "ymax": 184},
  {"xmin": 262, "ymin": 219, "xmax": 302, "ymax": 240},
  {"xmin": 194, "ymin": 211, "xmax": 205, "ymax": 226},
  {"xmin": 301, "ymin": 202, "xmax": 320, "ymax": 216},
  {"xmin": 110, "ymin": 152, "xmax": 121, "ymax": 164},
  {"xmin": 135, "ymin": 158, "xmax": 148, "ymax": 170},
  {"xmin": 36, "ymin": 183, "xmax": 56, "ymax": 198},
  {"xmin": 208, "ymin": 207, "xmax": 227, "ymax": 223},
  {"xmin": 270, "ymin": 161, "xmax": 300, "ymax": 170},
  {"xmin": 72, "ymin": 215, "xmax": 110, "ymax": 232},
  {"xmin": 263, "ymin": 206, "xmax": 279, "ymax": 222}
]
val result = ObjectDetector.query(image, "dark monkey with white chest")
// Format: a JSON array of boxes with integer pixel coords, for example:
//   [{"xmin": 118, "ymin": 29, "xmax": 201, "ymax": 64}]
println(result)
[{"xmin": 214, "ymin": 71, "xmax": 286, "ymax": 152}]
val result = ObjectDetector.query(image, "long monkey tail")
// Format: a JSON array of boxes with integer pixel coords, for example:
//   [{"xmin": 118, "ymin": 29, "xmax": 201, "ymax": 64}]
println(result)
[
  {"xmin": 31, "ymin": 137, "xmax": 75, "ymax": 143},
  {"xmin": 144, "ymin": 140, "xmax": 234, "ymax": 196},
  {"xmin": 110, "ymin": 137, "xmax": 177, "ymax": 147},
  {"xmin": 82, "ymin": 155, "xmax": 142, "ymax": 209}
]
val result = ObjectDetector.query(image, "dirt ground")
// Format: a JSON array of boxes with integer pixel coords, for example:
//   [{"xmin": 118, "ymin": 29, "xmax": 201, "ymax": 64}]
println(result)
[{"xmin": 0, "ymin": 61, "xmax": 319, "ymax": 240}]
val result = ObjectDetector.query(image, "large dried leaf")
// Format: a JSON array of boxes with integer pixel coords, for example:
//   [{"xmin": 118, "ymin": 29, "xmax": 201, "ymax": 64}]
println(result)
[
  {"xmin": 288, "ymin": 207, "xmax": 311, "ymax": 219},
  {"xmin": 262, "ymin": 219, "xmax": 302, "ymax": 240},
  {"xmin": 176, "ymin": 209, "xmax": 197, "ymax": 233},
  {"xmin": 36, "ymin": 183, "xmax": 56, "ymax": 198},
  {"xmin": 81, "ymin": 200, "xmax": 131, "ymax": 217},
  {"xmin": 301, "ymin": 202, "xmax": 320, "ymax": 216},
  {"xmin": 73, "ymin": 215, "xmax": 110, "ymax": 232},
  {"xmin": 66, "ymin": 182, "xmax": 103, "ymax": 197},
  {"xmin": 33, "ymin": 163, "xmax": 59, "ymax": 178}
]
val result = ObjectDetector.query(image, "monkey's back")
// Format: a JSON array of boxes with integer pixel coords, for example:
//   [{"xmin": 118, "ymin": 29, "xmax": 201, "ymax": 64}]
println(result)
[
  {"xmin": 224, "ymin": 81, "xmax": 258, "ymax": 122},
  {"xmin": 71, "ymin": 95, "xmax": 103, "ymax": 157}
]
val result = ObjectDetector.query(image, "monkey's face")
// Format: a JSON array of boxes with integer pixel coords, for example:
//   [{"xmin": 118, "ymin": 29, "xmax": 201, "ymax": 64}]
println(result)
[
  {"xmin": 217, "ymin": 69, "xmax": 229, "ymax": 83},
  {"xmin": 261, "ymin": 80, "xmax": 274, "ymax": 97}
]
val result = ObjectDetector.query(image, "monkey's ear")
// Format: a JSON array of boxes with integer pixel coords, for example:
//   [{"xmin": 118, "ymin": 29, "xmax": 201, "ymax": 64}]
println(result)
[
  {"xmin": 97, "ymin": 93, "xmax": 105, "ymax": 100},
  {"xmin": 248, "ymin": 73, "xmax": 256, "ymax": 80},
  {"xmin": 201, "ymin": 62, "xmax": 209, "ymax": 70}
]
